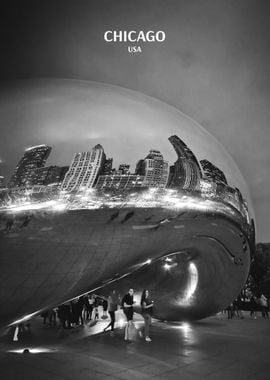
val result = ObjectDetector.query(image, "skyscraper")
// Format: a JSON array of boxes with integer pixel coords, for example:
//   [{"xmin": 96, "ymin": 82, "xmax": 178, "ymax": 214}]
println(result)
[
  {"xmin": 200, "ymin": 159, "xmax": 227, "ymax": 185},
  {"xmin": 102, "ymin": 158, "xmax": 113, "ymax": 174},
  {"xmin": 61, "ymin": 144, "xmax": 106, "ymax": 191},
  {"xmin": 118, "ymin": 164, "xmax": 130, "ymax": 174},
  {"xmin": 0, "ymin": 176, "xmax": 6, "ymax": 189},
  {"xmin": 136, "ymin": 149, "xmax": 169, "ymax": 188},
  {"xmin": 34, "ymin": 166, "xmax": 69, "ymax": 186},
  {"xmin": 168, "ymin": 135, "xmax": 202, "ymax": 191},
  {"xmin": 8, "ymin": 145, "xmax": 52, "ymax": 188},
  {"xmin": 135, "ymin": 159, "xmax": 145, "ymax": 176}
]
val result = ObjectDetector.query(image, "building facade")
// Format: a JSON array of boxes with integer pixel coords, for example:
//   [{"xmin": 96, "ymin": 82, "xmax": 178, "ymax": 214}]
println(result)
[
  {"xmin": 34, "ymin": 166, "xmax": 69, "ymax": 187},
  {"xmin": 200, "ymin": 159, "xmax": 227, "ymax": 185},
  {"xmin": 102, "ymin": 158, "xmax": 113, "ymax": 174},
  {"xmin": 8, "ymin": 145, "xmax": 52, "ymax": 188},
  {"xmin": 135, "ymin": 149, "xmax": 169, "ymax": 188},
  {"xmin": 0, "ymin": 176, "xmax": 6, "ymax": 189},
  {"xmin": 118, "ymin": 164, "xmax": 130, "ymax": 174},
  {"xmin": 168, "ymin": 135, "xmax": 202, "ymax": 191},
  {"xmin": 61, "ymin": 144, "xmax": 106, "ymax": 191}
]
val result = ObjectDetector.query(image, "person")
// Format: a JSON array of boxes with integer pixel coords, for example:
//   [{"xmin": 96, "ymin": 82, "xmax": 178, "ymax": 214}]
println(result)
[
  {"xmin": 88, "ymin": 294, "xmax": 95, "ymax": 320},
  {"xmin": 48, "ymin": 308, "xmax": 57, "ymax": 327},
  {"xmin": 94, "ymin": 296, "xmax": 100, "ymax": 320},
  {"xmin": 104, "ymin": 289, "xmax": 119, "ymax": 332},
  {"xmin": 140, "ymin": 289, "xmax": 154, "ymax": 342},
  {"xmin": 250, "ymin": 295, "xmax": 257, "ymax": 319},
  {"xmin": 226, "ymin": 302, "xmax": 234, "ymax": 319},
  {"xmin": 5, "ymin": 217, "xmax": 14, "ymax": 232},
  {"xmin": 76, "ymin": 296, "xmax": 85, "ymax": 325},
  {"xmin": 57, "ymin": 303, "xmax": 71, "ymax": 329},
  {"xmin": 40, "ymin": 310, "xmax": 49, "ymax": 325},
  {"xmin": 233, "ymin": 299, "xmax": 243, "ymax": 319},
  {"xmin": 122, "ymin": 288, "xmax": 136, "ymax": 342},
  {"xmin": 102, "ymin": 298, "xmax": 108, "ymax": 319},
  {"xmin": 259, "ymin": 294, "xmax": 269, "ymax": 319},
  {"xmin": 83, "ymin": 296, "xmax": 90, "ymax": 321}
]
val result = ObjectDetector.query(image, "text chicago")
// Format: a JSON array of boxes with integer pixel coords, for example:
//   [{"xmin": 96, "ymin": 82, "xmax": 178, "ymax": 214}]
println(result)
[{"xmin": 104, "ymin": 30, "xmax": 166, "ymax": 42}]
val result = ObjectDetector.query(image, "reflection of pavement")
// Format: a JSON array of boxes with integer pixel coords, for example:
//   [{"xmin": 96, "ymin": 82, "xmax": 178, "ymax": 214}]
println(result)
[{"xmin": 1, "ymin": 312, "xmax": 270, "ymax": 379}]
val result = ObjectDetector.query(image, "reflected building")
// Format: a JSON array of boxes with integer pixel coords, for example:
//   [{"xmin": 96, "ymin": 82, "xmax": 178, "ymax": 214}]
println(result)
[
  {"xmin": 135, "ymin": 149, "xmax": 169, "ymax": 188},
  {"xmin": 0, "ymin": 176, "xmax": 6, "ymax": 189},
  {"xmin": 102, "ymin": 158, "xmax": 113, "ymax": 175},
  {"xmin": 34, "ymin": 166, "xmax": 69, "ymax": 187},
  {"xmin": 61, "ymin": 144, "xmax": 106, "ymax": 191},
  {"xmin": 200, "ymin": 178, "xmax": 217, "ymax": 198},
  {"xmin": 118, "ymin": 164, "xmax": 130, "ymax": 174},
  {"xmin": 200, "ymin": 159, "xmax": 227, "ymax": 185},
  {"xmin": 8, "ymin": 145, "xmax": 52, "ymax": 188},
  {"xmin": 168, "ymin": 135, "xmax": 202, "ymax": 191},
  {"xmin": 218, "ymin": 185, "xmax": 240, "ymax": 211}
]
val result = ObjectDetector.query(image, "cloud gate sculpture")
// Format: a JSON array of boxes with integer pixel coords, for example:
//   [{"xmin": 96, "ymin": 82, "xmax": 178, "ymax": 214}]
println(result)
[{"xmin": 0, "ymin": 80, "xmax": 255, "ymax": 327}]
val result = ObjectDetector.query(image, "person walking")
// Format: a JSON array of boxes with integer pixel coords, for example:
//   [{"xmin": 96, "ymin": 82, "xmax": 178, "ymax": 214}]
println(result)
[
  {"xmin": 88, "ymin": 294, "xmax": 95, "ymax": 320},
  {"xmin": 140, "ymin": 289, "xmax": 154, "ymax": 342},
  {"xmin": 122, "ymin": 288, "xmax": 136, "ymax": 342},
  {"xmin": 104, "ymin": 289, "xmax": 119, "ymax": 333},
  {"xmin": 259, "ymin": 294, "xmax": 269, "ymax": 319},
  {"xmin": 93, "ymin": 296, "xmax": 100, "ymax": 320}
]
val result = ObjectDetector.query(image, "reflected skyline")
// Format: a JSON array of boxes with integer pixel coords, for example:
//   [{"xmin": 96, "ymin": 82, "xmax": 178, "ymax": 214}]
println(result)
[
  {"xmin": 2, "ymin": 134, "xmax": 237, "ymax": 193},
  {"xmin": 0, "ymin": 80, "xmax": 251, "ymax": 207},
  {"xmin": 0, "ymin": 134, "xmax": 251, "ymax": 235}
]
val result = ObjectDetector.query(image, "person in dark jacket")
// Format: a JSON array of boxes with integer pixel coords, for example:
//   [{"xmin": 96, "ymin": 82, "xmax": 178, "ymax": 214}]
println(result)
[{"xmin": 122, "ymin": 288, "xmax": 136, "ymax": 342}]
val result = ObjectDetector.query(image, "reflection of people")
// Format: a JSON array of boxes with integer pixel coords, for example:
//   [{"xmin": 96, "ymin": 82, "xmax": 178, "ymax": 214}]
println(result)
[
  {"xmin": 88, "ymin": 294, "xmax": 95, "ymax": 320},
  {"xmin": 122, "ymin": 288, "xmax": 136, "ymax": 342},
  {"xmin": 140, "ymin": 289, "xmax": 154, "ymax": 342},
  {"xmin": 104, "ymin": 290, "xmax": 119, "ymax": 332},
  {"xmin": 102, "ymin": 298, "xmax": 108, "ymax": 318},
  {"xmin": 19, "ymin": 214, "xmax": 32, "ymax": 229},
  {"xmin": 259, "ymin": 294, "xmax": 269, "ymax": 319},
  {"xmin": 5, "ymin": 217, "xmax": 14, "ymax": 232},
  {"xmin": 250, "ymin": 296, "xmax": 257, "ymax": 319},
  {"xmin": 94, "ymin": 296, "xmax": 99, "ymax": 320}
]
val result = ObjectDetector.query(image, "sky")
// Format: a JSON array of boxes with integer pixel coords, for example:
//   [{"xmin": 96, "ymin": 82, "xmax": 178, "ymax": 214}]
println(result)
[{"xmin": 0, "ymin": 0, "xmax": 269, "ymax": 242}]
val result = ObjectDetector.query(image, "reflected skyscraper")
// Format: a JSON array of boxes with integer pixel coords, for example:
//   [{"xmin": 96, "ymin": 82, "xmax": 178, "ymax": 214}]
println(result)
[
  {"xmin": 102, "ymin": 158, "xmax": 113, "ymax": 174},
  {"xmin": 34, "ymin": 166, "xmax": 69, "ymax": 187},
  {"xmin": 136, "ymin": 149, "xmax": 169, "ymax": 188},
  {"xmin": 61, "ymin": 144, "xmax": 106, "ymax": 191},
  {"xmin": 200, "ymin": 159, "xmax": 227, "ymax": 185},
  {"xmin": 118, "ymin": 164, "xmax": 130, "ymax": 174},
  {"xmin": 8, "ymin": 145, "xmax": 52, "ymax": 188},
  {"xmin": 0, "ymin": 176, "xmax": 6, "ymax": 189},
  {"xmin": 168, "ymin": 135, "xmax": 202, "ymax": 191}
]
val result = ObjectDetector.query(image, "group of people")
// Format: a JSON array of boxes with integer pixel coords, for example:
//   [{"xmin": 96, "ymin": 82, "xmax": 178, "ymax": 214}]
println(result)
[
  {"xmin": 40, "ymin": 287, "xmax": 154, "ymax": 343},
  {"xmin": 249, "ymin": 294, "xmax": 269, "ymax": 319},
  {"xmin": 104, "ymin": 288, "xmax": 154, "ymax": 343},
  {"xmin": 225, "ymin": 294, "xmax": 269, "ymax": 320},
  {"xmin": 41, "ymin": 294, "xmax": 107, "ymax": 329}
]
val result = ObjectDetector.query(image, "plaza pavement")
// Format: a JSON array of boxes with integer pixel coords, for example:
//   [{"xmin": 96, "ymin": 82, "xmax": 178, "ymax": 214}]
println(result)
[{"xmin": 0, "ymin": 311, "xmax": 270, "ymax": 380}]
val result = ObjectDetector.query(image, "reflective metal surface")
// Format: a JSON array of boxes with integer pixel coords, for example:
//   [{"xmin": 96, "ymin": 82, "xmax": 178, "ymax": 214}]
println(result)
[{"xmin": 0, "ymin": 80, "xmax": 254, "ymax": 326}]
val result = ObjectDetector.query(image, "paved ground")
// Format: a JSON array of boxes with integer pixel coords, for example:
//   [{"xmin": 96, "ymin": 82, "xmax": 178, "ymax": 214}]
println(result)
[{"xmin": 0, "ymin": 311, "xmax": 270, "ymax": 380}]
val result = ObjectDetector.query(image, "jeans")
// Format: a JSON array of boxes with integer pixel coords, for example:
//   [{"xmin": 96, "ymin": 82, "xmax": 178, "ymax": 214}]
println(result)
[{"xmin": 143, "ymin": 313, "xmax": 151, "ymax": 337}]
